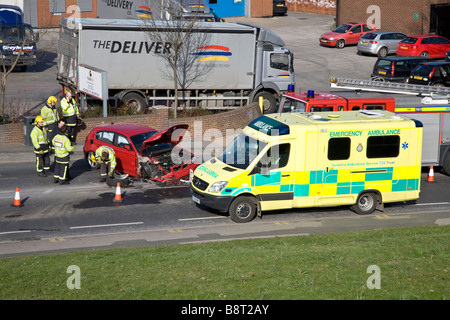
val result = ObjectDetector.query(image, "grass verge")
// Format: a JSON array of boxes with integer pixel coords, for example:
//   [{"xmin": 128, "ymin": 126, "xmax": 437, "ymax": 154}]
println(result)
[{"xmin": 0, "ymin": 225, "xmax": 448, "ymax": 300}]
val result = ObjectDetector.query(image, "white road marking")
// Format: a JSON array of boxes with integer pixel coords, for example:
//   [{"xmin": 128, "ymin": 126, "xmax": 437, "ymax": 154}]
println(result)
[
  {"xmin": 0, "ymin": 230, "xmax": 31, "ymax": 235},
  {"xmin": 70, "ymin": 222, "xmax": 144, "ymax": 229}
]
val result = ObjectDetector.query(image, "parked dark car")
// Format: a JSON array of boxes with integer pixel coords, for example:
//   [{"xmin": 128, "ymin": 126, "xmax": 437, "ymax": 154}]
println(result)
[
  {"xmin": 409, "ymin": 62, "xmax": 450, "ymax": 87},
  {"xmin": 371, "ymin": 56, "xmax": 433, "ymax": 82},
  {"xmin": 273, "ymin": 0, "xmax": 287, "ymax": 16},
  {"xmin": 446, "ymin": 50, "xmax": 450, "ymax": 62}
]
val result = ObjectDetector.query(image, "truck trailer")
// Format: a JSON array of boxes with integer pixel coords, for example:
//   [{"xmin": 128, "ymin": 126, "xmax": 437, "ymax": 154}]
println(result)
[
  {"xmin": 56, "ymin": 18, "xmax": 294, "ymax": 113},
  {"xmin": 0, "ymin": 5, "xmax": 38, "ymax": 72}
]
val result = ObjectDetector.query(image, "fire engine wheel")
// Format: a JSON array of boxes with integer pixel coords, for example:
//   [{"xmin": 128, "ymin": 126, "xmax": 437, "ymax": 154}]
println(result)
[
  {"xmin": 254, "ymin": 92, "xmax": 277, "ymax": 114},
  {"xmin": 229, "ymin": 196, "xmax": 257, "ymax": 223},
  {"xmin": 442, "ymin": 151, "xmax": 450, "ymax": 176},
  {"xmin": 336, "ymin": 39, "xmax": 345, "ymax": 49},
  {"xmin": 351, "ymin": 192, "xmax": 378, "ymax": 215},
  {"xmin": 87, "ymin": 151, "xmax": 99, "ymax": 169}
]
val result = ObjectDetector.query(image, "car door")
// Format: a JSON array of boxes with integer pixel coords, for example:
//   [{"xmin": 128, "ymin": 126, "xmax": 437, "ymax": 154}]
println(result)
[
  {"xmin": 114, "ymin": 133, "xmax": 138, "ymax": 177},
  {"xmin": 348, "ymin": 25, "xmax": 362, "ymax": 44},
  {"xmin": 435, "ymin": 37, "xmax": 450, "ymax": 58}
]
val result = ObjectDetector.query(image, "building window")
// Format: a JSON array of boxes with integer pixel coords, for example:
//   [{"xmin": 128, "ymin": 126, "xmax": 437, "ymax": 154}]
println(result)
[
  {"xmin": 78, "ymin": 0, "xmax": 93, "ymax": 12},
  {"xmin": 49, "ymin": 0, "xmax": 66, "ymax": 13}
]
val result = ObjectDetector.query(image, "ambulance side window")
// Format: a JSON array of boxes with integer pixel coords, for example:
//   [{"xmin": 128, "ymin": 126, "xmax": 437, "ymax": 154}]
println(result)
[
  {"xmin": 328, "ymin": 138, "xmax": 351, "ymax": 160},
  {"xmin": 367, "ymin": 135, "xmax": 400, "ymax": 158}
]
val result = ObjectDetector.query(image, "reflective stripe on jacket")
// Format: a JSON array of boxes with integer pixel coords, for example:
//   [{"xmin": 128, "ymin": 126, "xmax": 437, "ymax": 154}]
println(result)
[
  {"xmin": 40, "ymin": 104, "xmax": 59, "ymax": 126},
  {"xmin": 52, "ymin": 134, "xmax": 74, "ymax": 158},
  {"xmin": 61, "ymin": 98, "xmax": 79, "ymax": 117},
  {"xmin": 30, "ymin": 125, "xmax": 48, "ymax": 150},
  {"xmin": 95, "ymin": 146, "xmax": 117, "ymax": 170}
]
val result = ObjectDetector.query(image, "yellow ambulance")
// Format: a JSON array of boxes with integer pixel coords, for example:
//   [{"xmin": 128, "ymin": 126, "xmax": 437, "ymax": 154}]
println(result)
[{"xmin": 190, "ymin": 110, "xmax": 423, "ymax": 222}]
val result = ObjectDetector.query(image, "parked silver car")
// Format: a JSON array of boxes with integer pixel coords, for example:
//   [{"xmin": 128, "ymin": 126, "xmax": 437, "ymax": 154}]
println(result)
[{"xmin": 357, "ymin": 31, "xmax": 407, "ymax": 57}]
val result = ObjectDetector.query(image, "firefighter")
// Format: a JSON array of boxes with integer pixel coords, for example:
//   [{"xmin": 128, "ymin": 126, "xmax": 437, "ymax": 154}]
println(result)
[
  {"xmin": 40, "ymin": 96, "xmax": 60, "ymax": 144},
  {"xmin": 30, "ymin": 115, "xmax": 50, "ymax": 177},
  {"xmin": 92, "ymin": 146, "xmax": 117, "ymax": 182},
  {"xmin": 60, "ymin": 91, "xmax": 80, "ymax": 144},
  {"xmin": 52, "ymin": 125, "xmax": 74, "ymax": 184}
]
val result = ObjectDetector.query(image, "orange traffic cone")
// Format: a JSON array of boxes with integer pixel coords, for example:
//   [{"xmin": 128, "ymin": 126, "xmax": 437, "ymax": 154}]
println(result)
[
  {"xmin": 113, "ymin": 182, "xmax": 123, "ymax": 203},
  {"xmin": 12, "ymin": 187, "xmax": 23, "ymax": 207},
  {"xmin": 427, "ymin": 166, "xmax": 435, "ymax": 182}
]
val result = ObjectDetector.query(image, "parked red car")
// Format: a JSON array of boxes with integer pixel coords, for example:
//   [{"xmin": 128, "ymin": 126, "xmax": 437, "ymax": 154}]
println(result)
[
  {"xmin": 396, "ymin": 35, "xmax": 450, "ymax": 59},
  {"xmin": 319, "ymin": 22, "xmax": 376, "ymax": 48},
  {"xmin": 83, "ymin": 123, "xmax": 198, "ymax": 182}
]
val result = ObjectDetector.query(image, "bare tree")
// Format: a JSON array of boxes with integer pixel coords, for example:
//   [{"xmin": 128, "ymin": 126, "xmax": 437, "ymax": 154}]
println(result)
[{"xmin": 139, "ymin": 0, "xmax": 214, "ymax": 118}]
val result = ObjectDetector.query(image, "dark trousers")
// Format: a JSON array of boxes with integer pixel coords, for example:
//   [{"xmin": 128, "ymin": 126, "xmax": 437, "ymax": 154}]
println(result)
[
  {"xmin": 54, "ymin": 155, "xmax": 70, "ymax": 181},
  {"xmin": 65, "ymin": 115, "xmax": 77, "ymax": 142},
  {"xmin": 34, "ymin": 144, "xmax": 50, "ymax": 173}
]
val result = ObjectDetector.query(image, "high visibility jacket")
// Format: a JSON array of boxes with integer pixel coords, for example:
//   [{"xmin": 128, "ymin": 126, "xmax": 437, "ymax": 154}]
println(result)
[
  {"xmin": 95, "ymin": 146, "xmax": 117, "ymax": 170},
  {"xmin": 40, "ymin": 104, "xmax": 59, "ymax": 126},
  {"xmin": 61, "ymin": 97, "xmax": 79, "ymax": 118},
  {"xmin": 30, "ymin": 125, "xmax": 48, "ymax": 153},
  {"xmin": 52, "ymin": 134, "xmax": 74, "ymax": 158}
]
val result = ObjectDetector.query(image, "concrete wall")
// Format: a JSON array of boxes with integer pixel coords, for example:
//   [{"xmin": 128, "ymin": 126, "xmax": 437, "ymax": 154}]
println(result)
[{"xmin": 0, "ymin": 103, "xmax": 262, "ymax": 146}]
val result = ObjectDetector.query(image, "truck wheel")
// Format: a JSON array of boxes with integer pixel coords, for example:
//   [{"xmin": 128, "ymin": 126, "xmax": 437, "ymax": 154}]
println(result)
[
  {"xmin": 254, "ymin": 92, "xmax": 277, "ymax": 114},
  {"xmin": 87, "ymin": 151, "xmax": 99, "ymax": 169},
  {"xmin": 442, "ymin": 151, "xmax": 450, "ymax": 176},
  {"xmin": 351, "ymin": 192, "xmax": 378, "ymax": 215},
  {"xmin": 336, "ymin": 39, "xmax": 345, "ymax": 49},
  {"xmin": 229, "ymin": 196, "xmax": 257, "ymax": 223},
  {"xmin": 122, "ymin": 92, "xmax": 147, "ymax": 113}
]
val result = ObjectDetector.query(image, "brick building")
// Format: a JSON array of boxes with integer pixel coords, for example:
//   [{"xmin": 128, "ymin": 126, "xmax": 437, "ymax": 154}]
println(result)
[{"xmin": 336, "ymin": 0, "xmax": 450, "ymax": 38}]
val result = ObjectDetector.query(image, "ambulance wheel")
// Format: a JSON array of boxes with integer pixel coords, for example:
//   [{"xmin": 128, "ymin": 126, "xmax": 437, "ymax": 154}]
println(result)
[
  {"xmin": 87, "ymin": 151, "xmax": 99, "ymax": 169},
  {"xmin": 229, "ymin": 196, "xmax": 257, "ymax": 223},
  {"xmin": 351, "ymin": 192, "xmax": 377, "ymax": 215}
]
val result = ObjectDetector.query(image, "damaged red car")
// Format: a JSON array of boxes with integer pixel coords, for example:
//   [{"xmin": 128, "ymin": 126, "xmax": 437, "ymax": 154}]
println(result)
[{"xmin": 83, "ymin": 123, "xmax": 198, "ymax": 182}]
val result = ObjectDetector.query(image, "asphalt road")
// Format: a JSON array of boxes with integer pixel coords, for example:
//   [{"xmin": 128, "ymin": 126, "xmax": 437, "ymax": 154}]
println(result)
[{"xmin": 1, "ymin": 11, "xmax": 450, "ymax": 257}]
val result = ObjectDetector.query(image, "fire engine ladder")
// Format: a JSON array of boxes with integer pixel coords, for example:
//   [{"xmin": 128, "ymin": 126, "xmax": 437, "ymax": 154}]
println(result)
[{"xmin": 330, "ymin": 77, "xmax": 450, "ymax": 96}]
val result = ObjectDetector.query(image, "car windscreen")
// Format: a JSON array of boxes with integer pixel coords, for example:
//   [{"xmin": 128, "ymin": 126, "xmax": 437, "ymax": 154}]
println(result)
[
  {"xmin": 218, "ymin": 132, "xmax": 267, "ymax": 170},
  {"xmin": 333, "ymin": 24, "xmax": 352, "ymax": 33},
  {"xmin": 361, "ymin": 33, "xmax": 377, "ymax": 40},
  {"xmin": 401, "ymin": 37, "xmax": 418, "ymax": 44},
  {"xmin": 411, "ymin": 64, "xmax": 434, "ymax": 76},
  {"xmin": 130, "ymin": 131, "xmax": 158, "ymax": 153}
]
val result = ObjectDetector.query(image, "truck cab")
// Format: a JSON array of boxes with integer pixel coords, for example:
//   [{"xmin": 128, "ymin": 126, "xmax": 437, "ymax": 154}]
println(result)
[{"xmin": 0, "ymin": 5, "xmax": 38, "ymax": 71}]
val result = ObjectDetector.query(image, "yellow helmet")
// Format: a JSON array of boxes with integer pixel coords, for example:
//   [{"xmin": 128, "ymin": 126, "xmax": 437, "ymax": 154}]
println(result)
[
  {"xmin": 47, "ymin": 96, "xmax": 58, "ymax": 104},
  {"xmin": 34, "ymin": 115, "xmax": 44, "ymax": 124}
]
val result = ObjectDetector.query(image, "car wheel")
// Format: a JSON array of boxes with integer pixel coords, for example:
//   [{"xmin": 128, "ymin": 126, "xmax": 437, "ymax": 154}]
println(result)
[
  {"xmin": 432, "ymin": 83, "xmax": 444, "ymax": 87},
  {"xmin": 336, "ymin": 39, "xmax": 345, "ymax": 49},
  {"xmin": 377, "ymin": 47, "xmax": 388, "ymax": 57},
  {"xmin": 351, "ymin": 192, "xmax": 378, "ymax": 215},
  {"xmin": 229, "ymin": 196, "xmax": 257, "ymax": 223},
  {"xmin": 419, "ymin": 51, "xmax": 429, "ymax": 58},
  {"xmin": 87, "ymin": 151, "xmax": 99, "ymax": 169}
]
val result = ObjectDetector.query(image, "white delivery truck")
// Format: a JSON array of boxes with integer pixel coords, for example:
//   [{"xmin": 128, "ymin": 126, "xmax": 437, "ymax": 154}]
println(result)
[{"xmin": 56, "ymin": 18, "xmax": 295, "ymax": 113}]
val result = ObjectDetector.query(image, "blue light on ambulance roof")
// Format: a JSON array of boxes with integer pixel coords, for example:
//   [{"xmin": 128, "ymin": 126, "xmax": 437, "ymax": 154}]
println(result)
[{"xmin": 248, "ymin": 116, "xmax": 290, "ymax": 136}]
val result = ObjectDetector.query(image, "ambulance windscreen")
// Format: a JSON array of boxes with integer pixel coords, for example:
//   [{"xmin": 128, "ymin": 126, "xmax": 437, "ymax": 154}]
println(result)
[{"xmin": 218, "ymin": 132, "xmax": 267, "ymax": 170}]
